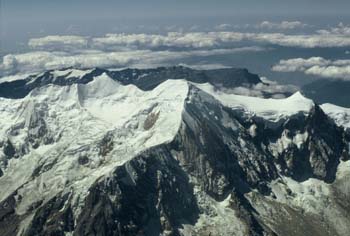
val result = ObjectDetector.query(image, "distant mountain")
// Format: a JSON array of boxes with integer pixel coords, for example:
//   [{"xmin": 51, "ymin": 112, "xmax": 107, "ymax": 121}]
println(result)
[
  {"xmin": 302, "ymin": 79, "xmax": 350, "ymax": 108},
  {"xmin": 0, "ymin": 66, "xmax": 262, "ymax": 99},
  {"xmin": 0, "ymin": 69, "xmax": 349, "ymax": 236}
]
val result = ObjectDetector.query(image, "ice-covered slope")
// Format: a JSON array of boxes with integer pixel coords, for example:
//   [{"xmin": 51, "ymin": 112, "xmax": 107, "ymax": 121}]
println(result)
[
  {"xmin": 195, "ymin": 83, "xmax": 314, "ymax": 122},
  {"xmin": 0, "ymin": 74, "xmax": 189, "ymax": 235},
  {"xmin": 321, "ymin": 103, "xmax": 350, "ymax": 131},
  {"xmin": 0, "ymin": 71, "xmax": 349, "ymax": 236}
]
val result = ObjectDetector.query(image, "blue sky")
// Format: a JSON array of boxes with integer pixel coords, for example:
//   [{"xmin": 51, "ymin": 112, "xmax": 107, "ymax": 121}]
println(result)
[{"xmin": 3, "ymin": 0, "xmax": 350, "ymax": 22}]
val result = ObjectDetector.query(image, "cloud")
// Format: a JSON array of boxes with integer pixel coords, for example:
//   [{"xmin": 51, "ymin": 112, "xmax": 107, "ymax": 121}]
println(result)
[
  {"xmin": 250, "ymin": 33, "xmax": 350, "ymax": 48},
  {"xmin": 219, "ymin": 77, "xmax": 298, "ymax": 98},
  {"xmin": 317, "ymin": 22, "xmax": 350, "ymax": 36},
  {"xmin": 178, "ymin": 63, "xmax": 231, "ymax": 70},
  {"xmin": 29, "ymin": 35, "xmax": 89, "ymax": 51},
  {"xmin": 0, "ymin": 47, "xmax": 264, "ymax": 76},
  {"xmin": 0, "ymin": 55, "xmax": 19, "ymax": 73},
  {"xmin": 257, "ymin": 21, "xmax": 308, "ymax": 30},
  {"xmin": 272, "ymin": 57, "xmax": 331, "ymax": 72},
  {"xmin": 90, "ymin": 32, "xmax": 350, "ymax": 49},
  {"xmin": 216, "ymin": 21, "xmax": 309, "ymax": 31},
  {"xmin": 91, "ymin": 32, "xmax": 244, "ymax": 50},
  {"xmin": 305, "ymin": 65, "xmax": 350, "ymax": 80},
  {"xmin": 0, "ymin": 50, "xmax": 146, "ymax": 75},
  {"xmin": 272, "ymin": 57, "xmax": 350, "ymax": 80},
  {"xmin": 215, "ymin": 24, "xmax": 233, "ymax": 31},
  {"xmin": 25, "ymin": 28, "xmax": 350, "ymax": 53}
]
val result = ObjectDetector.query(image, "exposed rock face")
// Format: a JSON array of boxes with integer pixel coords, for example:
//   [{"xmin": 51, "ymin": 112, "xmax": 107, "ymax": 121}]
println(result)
[
  {"xmin": 0, "ymin": 69, "xmax": 349, "ymax": 236},
  {"xmin": 144, "ymin": 112, "xmax": 160, "ymax": 131},
  {"xmin": 74, "ymin": 147, "xmax": 199, "ymax": 236},
  {"xmin": 99, "ymin": 132, "xmax": 114, "ymax": 157},
  {"xmin": 3, "ymin": 140, "xmax": 16, "ymax": 160},
  {"xmin": 108, "ymin": 66, "xmax": 261, "ymax": 91}
]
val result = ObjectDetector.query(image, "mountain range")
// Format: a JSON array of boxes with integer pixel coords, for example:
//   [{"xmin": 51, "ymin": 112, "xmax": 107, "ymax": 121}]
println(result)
[{"xmin": 0, "ymin": 67, "xmax": 349, "ymax": 236}]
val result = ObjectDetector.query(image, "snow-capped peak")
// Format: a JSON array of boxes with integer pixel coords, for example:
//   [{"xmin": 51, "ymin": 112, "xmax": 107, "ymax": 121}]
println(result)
[
  {"xmin": 77, "ymin": 72, "xmax": 123, "ymax": 99},
  {"xmin": 0, "ymin": 76, "xmax": 189, "ymax": 221}
]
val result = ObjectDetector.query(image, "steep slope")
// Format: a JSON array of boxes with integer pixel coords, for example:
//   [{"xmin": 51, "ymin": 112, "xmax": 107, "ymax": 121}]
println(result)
[
  {"xmin": 0, "ymin": 73, "xmax": 349, "ymax": 236},
  {"xmin": 321, "ymin": 103, "xmax": 350, "ymax": 132},
  {"xmin": 0, "ymin": 74, "xmax": 189, "ymax": 235},
  {"xmin": 173, "ymin": 84, "xmax": 349, "ymax": 235}
]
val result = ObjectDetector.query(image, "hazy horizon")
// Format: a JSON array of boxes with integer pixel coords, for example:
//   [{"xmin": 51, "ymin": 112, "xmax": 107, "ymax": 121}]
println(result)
[
  {"xmin": 2, "ymin": 0, "xmax": 350, "ymax": 51},
  {"xmin": 1, "ymin": 0, "xmax": 350, "ymax": 89}
]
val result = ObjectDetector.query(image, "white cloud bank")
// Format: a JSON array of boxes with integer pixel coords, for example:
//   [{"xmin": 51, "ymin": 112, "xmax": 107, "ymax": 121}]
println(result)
[
  {"xmin": 258, "ymin": 21, "xmax": 308, "ymax": 30},
  {"xmin": 317, "ymin": 23, "xmax": 350, "ymax": 36},
  {"xmin": 218, "ymin": 77, "xmax": 298, "ymax": 98},
  {"xmin": 0, "ymin": 47, "xmax": 264, "ymax": 76},
  {"xmin": 28, "ymin": 28, "xmax": 350, "ymax": 53},
  {"xmin": 29, "ymin": 35, "xmax": 89, "ymax": 51},
  {"xmin": 272, "ymin": 57, "xmax": 350, "ymax": 80},
  {"xmin": 214, "ymin": 21, "xmax": 309, "ymax": 32}
]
